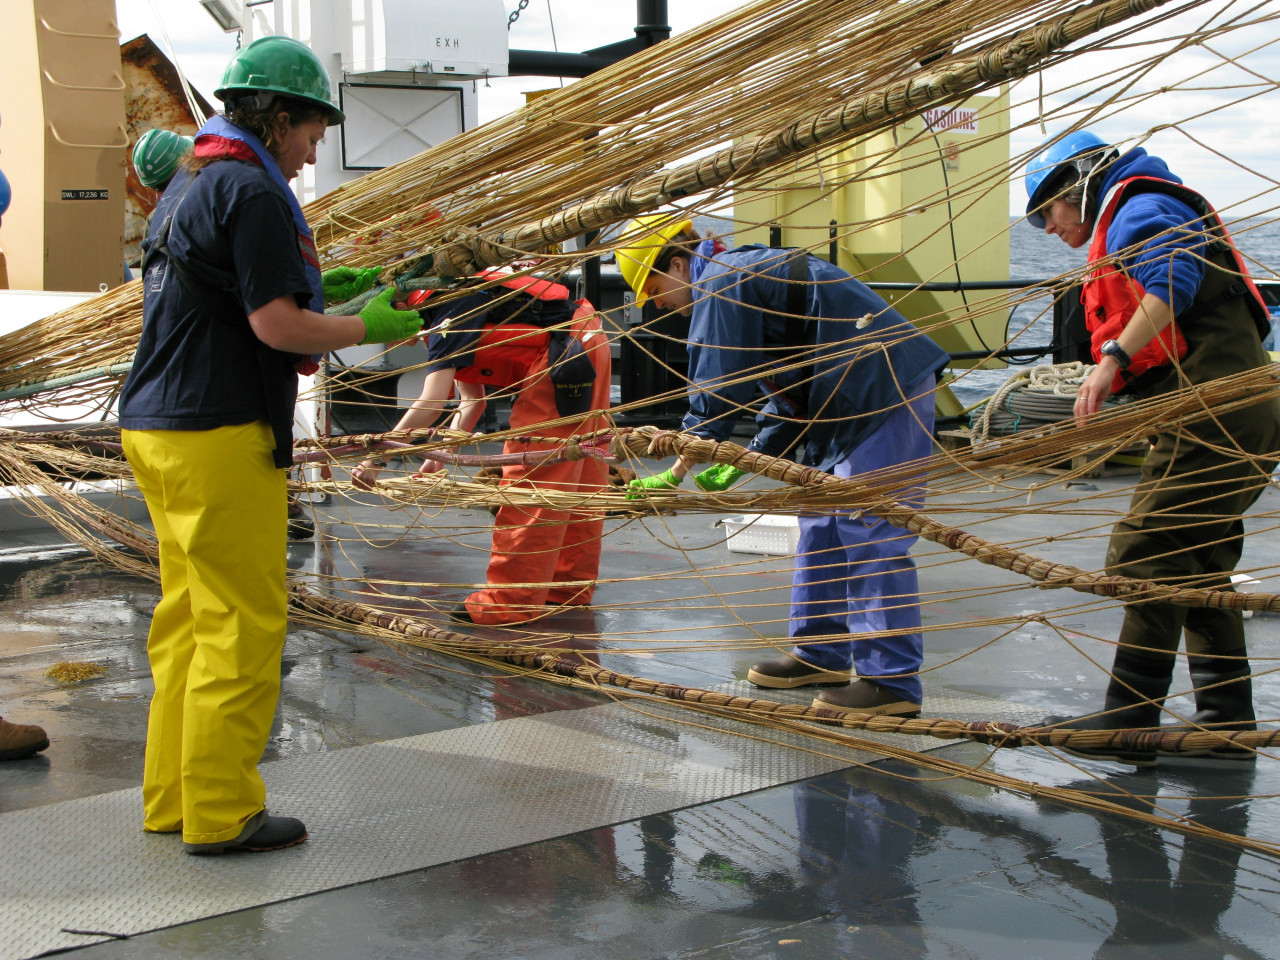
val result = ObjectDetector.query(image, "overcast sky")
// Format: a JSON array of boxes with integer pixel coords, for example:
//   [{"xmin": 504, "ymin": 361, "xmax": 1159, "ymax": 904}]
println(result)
[{"xmin": 115, "ymin": 1, "xmax": 1278, "ymax": 221}]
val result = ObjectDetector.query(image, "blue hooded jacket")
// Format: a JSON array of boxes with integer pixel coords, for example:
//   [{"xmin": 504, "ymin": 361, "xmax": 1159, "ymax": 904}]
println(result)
[{"xmin": 1092, "ymin": 148, "xmax": 1206, "ymax": 315}]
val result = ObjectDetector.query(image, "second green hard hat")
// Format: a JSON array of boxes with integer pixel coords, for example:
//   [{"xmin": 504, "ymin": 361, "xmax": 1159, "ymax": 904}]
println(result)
[{"xmin": 132, "ymin": 128, "xmax": 194, "ymax": 188}]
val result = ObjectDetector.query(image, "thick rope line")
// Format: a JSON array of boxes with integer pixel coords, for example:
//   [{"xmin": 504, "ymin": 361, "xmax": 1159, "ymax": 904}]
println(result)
[
  {"xmin": 286, "ymin": 589, "xmax": 1280, "ymax": 858},
  {"xmin": 685, "ymin": 704, "xmax": 1280, "ymax": 861},
  {"xmin": 0, "ymin": 363, "xmax": 135, "ymax": 402},
  {"xmin": 287, "ymin": 583, "xmax": 1280, "ymax": 758},
  {"xmin": 8, "ymin": 386, "xmax": 1280, "ymax": 614},
  {"xmin": 291, "ymin": 434, "xmax": 616, "ymax": 468},
  {"xmin": 612, "ymin": 423, "xmax": 1280, "ymax": 615}
]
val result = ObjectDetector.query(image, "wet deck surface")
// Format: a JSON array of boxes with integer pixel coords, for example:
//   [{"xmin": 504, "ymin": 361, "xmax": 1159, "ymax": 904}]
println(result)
[{"xmin": 3, "ymin": 462, "xmax": 1280, "ymax": 958}]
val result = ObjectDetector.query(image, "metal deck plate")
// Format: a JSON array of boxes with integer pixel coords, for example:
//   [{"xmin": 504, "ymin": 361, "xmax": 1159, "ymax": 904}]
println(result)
[{"xmin": 1, "ymin": 692, "xmax": 1038, "ymax": 959}]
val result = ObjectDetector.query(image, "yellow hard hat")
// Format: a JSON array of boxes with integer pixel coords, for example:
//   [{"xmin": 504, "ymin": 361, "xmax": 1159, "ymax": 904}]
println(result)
[{"xmin": 616, "ymin": 214, "xmax": 694, "ymax": 306}]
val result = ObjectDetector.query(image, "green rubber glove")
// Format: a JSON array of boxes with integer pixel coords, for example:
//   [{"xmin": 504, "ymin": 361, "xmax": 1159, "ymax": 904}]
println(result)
[
  {"xmin": 626, "ymin": 468, "xmax": 683, "ymax": 499},
  {"xmin": 322, "ymin": 265, "xmax": 382, "ymax": 302},
  {"xmin": 693, "ymin": 463, "xmax": 745, "ymax": 491},
  {"xmin": 359, "ymin": 289, "xmax": 423, "ymax": 344}
]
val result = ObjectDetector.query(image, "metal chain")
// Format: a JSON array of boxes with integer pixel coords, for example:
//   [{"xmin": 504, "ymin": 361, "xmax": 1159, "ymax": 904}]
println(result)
[{"xmin": 507, "ymin": 0, "xmax": 529, "ymax": 30}]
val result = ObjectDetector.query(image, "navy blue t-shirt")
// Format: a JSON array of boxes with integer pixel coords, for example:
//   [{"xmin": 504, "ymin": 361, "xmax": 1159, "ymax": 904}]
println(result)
[
  {"xmin": 120, "ymin": 159, "xmax": 312, "ymax": 453},
  {"xmin": 422, "ymin": 292, "xmax": 495, "ymax": 373}
]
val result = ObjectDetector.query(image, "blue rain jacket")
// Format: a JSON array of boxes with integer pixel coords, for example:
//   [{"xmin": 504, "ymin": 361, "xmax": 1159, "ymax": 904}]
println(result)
[{"xmin": 679, "ymin": 246, "xmax": 949, "ymax": 472}]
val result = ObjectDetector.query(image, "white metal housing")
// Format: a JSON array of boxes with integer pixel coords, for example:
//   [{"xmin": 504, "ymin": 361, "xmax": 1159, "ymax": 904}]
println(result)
[
  {"xmin": 231, "ymin": 0, "xmax": 504, "ymax": 201},
  {"xmin": 342, "ymin": 0, "xmax": 509, "ymax": 81}
]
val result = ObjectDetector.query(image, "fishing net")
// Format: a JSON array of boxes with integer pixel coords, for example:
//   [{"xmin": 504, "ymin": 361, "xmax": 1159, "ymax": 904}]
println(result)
[{"xmin": 3, "ymin": 0, "xmax": 1280, "ymax": 850}]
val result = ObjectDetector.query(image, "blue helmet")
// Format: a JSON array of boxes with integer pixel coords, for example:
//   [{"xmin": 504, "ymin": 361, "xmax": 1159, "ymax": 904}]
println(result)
[{"xmin": 1024, "ymin": 130, "xmax": 1112, "ymax": 228}]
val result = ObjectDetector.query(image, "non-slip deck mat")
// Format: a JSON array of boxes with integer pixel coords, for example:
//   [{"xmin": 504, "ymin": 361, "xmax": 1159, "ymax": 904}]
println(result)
[{"xmin": 0, "ymin": 692, "xmax": 1037, "ymax": 959}]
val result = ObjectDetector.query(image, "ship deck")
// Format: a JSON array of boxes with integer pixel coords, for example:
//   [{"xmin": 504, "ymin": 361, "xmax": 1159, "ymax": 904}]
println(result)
[{"xmin": 3, "ymin": 458, "xmax": 1280, "ymax": 959}]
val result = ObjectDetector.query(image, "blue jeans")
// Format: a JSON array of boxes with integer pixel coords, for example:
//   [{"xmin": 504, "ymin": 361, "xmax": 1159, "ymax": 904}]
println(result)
[{"xmin": 788, "ymin": 379, "xmax": 934, "ymax": 702}]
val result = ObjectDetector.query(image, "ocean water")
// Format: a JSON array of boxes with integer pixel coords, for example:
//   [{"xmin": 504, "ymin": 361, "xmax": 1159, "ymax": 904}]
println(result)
[{"xmin": 951, "ymin": 217, "xmax": 1280, "ymax": 407}]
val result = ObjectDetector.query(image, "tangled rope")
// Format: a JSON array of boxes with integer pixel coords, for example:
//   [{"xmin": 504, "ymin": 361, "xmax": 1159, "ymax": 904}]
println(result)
[
  {"xmin": 288, "ymin": 584, "xmax": 1280, "ymax": 759},
  {"xmin": 612, "ymin": 422, "xmax": 1280, "ymax": 614},
  {"xmin": 419, "ymin": 0, "xmax": 1170, "ymax": 277},
  {"xmin": 0, "ymin": 0, "xmax": 1276, "ymax": 858},
  {"xmin": 972, "ymin": 361, "xmax": 1094, "ymax": 443}
]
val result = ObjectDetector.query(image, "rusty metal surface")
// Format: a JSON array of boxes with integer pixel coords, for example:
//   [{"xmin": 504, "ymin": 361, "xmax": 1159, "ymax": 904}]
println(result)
[{"xmin": 120, "ymin": 35, "xmax": 214, "ymax": 265}]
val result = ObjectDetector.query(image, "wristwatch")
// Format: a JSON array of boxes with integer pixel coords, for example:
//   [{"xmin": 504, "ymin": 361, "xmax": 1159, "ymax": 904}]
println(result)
[{"xmin": 1099, "ymin": 339, "xmax": 1132, "ymax": 369}]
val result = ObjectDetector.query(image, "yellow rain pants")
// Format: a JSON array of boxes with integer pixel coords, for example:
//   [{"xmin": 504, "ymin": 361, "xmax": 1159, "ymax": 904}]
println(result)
[{"xmin": 122, "ymin": 422, "xmax": 288, "ymax": 844}]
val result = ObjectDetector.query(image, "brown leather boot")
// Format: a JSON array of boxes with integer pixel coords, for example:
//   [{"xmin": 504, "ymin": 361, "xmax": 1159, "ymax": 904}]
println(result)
[
  {"xmin": 746, "ymin": 655, "xmax": 851, "ymax": 689},
  {"xmin": 812, "ymin": 679, "xmax": 921, "ymax": 717},
  {"xmin": 287, "ymin": 498, "xmax": 315, "ymax": 540},
  {"xmin": 0, "ymin": 717, "xmax": 50, "ymax": 760},
  {"xmin": 1043, "ymin": 660, "xmax": 1168, "ymax": 767}
]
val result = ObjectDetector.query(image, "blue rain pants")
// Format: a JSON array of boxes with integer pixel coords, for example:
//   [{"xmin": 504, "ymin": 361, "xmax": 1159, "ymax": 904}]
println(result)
[{"xmin": 786, "ymin": 379, "xmax": 935, "ymax": 702}]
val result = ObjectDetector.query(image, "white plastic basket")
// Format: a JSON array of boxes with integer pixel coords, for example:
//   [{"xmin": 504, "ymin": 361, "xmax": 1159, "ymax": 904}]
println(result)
[
  {"xmin": 1231, "ymin": 572, "xmax": 1262, "ymax": 619},
  {"xmin": 721, "ymin": 514, "xmax": 801, "ymax": 556}
]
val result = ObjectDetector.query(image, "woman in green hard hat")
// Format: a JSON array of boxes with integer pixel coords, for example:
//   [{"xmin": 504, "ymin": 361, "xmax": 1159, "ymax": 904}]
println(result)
[{"xmin": 119, "ymin": 35, "xmax": 422, "ymax": 857}]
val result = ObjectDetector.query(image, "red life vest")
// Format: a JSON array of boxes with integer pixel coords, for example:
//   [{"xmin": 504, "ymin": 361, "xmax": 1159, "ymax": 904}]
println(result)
[
  {"xmin": 449, "ymin": 270, "xmax": 570, "ymax": 388},
  {"xmin": 1083, "ymin": 177, "xmax": 1267, "ymax": 393},
  {"xmin": 414, "ymin": 270, "xmax": 596, "ymax": 405},
  {"xmin": 453, "ymin": 323, "xmax": 550, "ymax": 388},
  {"xmin": 456, "ymin": 301, "xmax": 598, "ymax": 391}
]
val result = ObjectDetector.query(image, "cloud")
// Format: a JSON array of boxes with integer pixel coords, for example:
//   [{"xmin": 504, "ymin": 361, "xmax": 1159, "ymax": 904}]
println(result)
[{"xmin": 1008, "ymin": 0, "xmax": 1280, "ymax": 216}]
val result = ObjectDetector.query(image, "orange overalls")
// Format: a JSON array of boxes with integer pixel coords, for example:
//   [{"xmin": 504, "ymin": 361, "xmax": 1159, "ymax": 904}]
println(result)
[{"xmin": 459, "ymin": 300, "xmax": 613, "ymax": 625}]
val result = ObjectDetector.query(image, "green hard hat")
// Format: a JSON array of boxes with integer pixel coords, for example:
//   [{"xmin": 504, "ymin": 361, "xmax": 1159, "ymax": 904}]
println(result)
[
  {"xmin": 132, "ymin": 128, "xmax": 194, "ymax": 188},
  {"xmin": 215, "ymin": 35, "xmax": 345, "ymax": 124}
]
